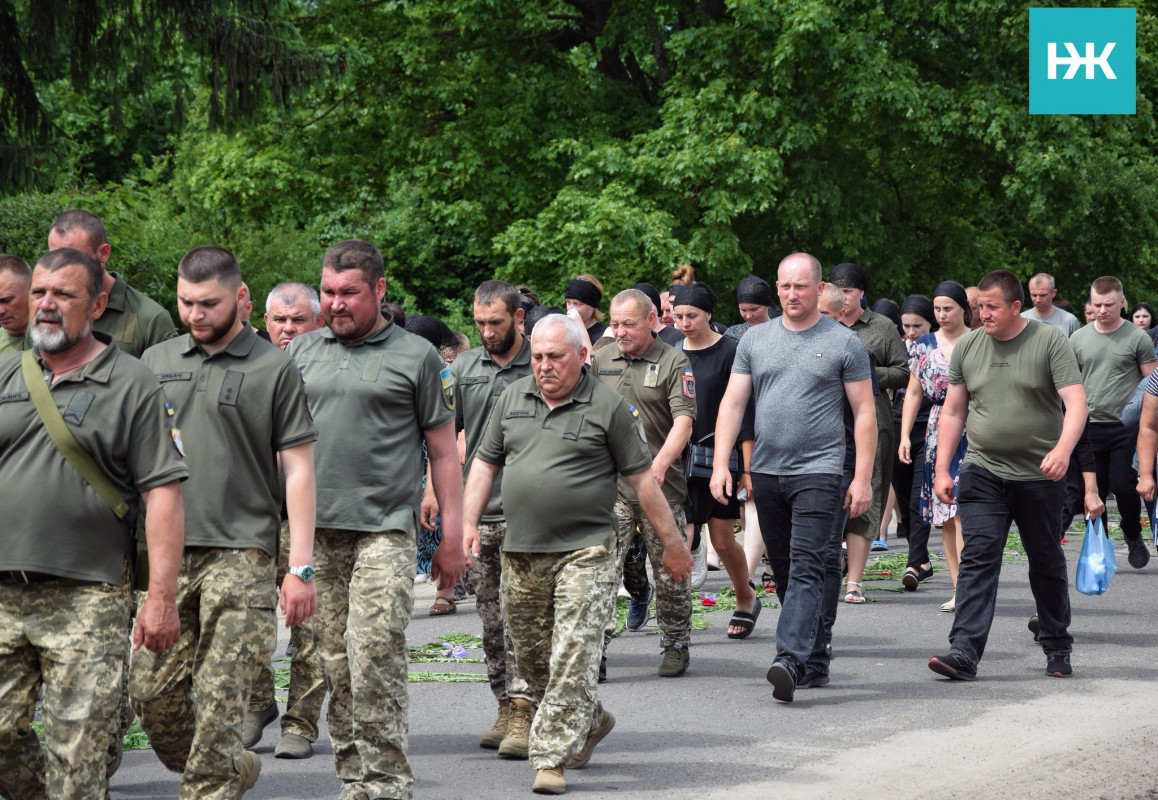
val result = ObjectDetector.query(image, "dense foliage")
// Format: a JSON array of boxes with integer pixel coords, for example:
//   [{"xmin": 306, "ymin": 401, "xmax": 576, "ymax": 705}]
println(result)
[{"xmin": 2, "ymin": 0, "xmax": 1155, "ymax": 327}]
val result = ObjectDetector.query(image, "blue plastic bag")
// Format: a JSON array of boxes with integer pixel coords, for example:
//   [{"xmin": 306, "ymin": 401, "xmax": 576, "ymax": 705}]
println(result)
[{"xmin": 1076, "ymin": 516, "xmax": 1117, "ymax": 596}]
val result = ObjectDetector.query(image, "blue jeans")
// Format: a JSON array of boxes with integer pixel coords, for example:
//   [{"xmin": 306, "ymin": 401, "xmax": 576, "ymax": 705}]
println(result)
[
  {"xmin": 949, "ymin": 464, "xmax": 1073, "ymax": 667},
  {"xmin": 751, "ymin": 473, "xmax": 845, "ymax": 677}
]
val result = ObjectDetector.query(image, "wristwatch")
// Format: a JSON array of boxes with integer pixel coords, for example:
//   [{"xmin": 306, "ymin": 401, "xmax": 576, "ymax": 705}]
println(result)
[{"xmin": 288, "ymin": 565, "xmax": 316, "ymax": 582}]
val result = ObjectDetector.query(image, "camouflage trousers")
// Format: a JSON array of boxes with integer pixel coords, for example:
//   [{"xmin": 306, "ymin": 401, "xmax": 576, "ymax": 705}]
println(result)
[
  {"xmin": 314, "ymin": 528, "xmax": 415, "ymax": 800},
  {"xmin": 465, "ymin": 521, "xmax": 534, "ymax": 705},
  {"xmin": 605, "ymin": 501, "xmax": 692, "ymax": 649},
  {"xmin": 0, "ymin": 578, "xmax": 131, "ymax": 800},
  {"xmin": 249, "ymin": 522, "xmax": 326, "ymax": 741},
  {"xmin": 502, "ymin": 544, "xmax": 617, "ymax": 770},
  {"xmin": 130, "ymin": 548, "xmax": 276, "ymax": 800}
]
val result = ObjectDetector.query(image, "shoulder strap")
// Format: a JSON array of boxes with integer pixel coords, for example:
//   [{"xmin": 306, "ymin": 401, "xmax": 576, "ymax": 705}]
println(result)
[{"xmin": 21, "ymin": 350, "xmax": 129, "ymax": 519}]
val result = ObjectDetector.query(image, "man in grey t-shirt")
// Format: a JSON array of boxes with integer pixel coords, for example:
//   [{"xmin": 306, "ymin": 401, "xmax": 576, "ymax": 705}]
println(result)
[
  {"xmin": 1020, "ymin": 273, "xmax": 1081, "ymax": 337},
  {"xmin": 711, "ymin": 252, "xmax": 876, "ymax": 703}
]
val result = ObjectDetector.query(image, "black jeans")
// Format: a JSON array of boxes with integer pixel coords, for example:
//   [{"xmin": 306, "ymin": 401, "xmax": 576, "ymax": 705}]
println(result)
[
  {"xmin": 820, "ymin": 475, "xmax": 853, "ymax": 655},
  {"xmin": 893, "ymin": 418, "xmax": 931, "ymax": 568},
  {"xmin": 1088, "ymin": 420, "xmax": 1142, "ymax": 543},
  {"xmin": 949, "ymin": 464, "xmax": 1072, "ymax": 668},
  {"xmin": 752, "ymin": 472, "xmax": 845, "ymax": 676}
]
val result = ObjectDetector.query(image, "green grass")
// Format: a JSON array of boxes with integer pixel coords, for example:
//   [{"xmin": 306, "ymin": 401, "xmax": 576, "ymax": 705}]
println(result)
[
  {"xmin": 30, "ymin": 718, "xmax": 152, "ymax": 751},
  {"xmin": 408, "ymin": 671, "xmax": 488, "ymax": 683}
]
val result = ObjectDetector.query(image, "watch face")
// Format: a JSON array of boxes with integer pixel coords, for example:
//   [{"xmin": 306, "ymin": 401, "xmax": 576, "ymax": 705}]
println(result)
[{"xmin": 295, "ymin": 565, "xmax": 316, "ymax": 582}]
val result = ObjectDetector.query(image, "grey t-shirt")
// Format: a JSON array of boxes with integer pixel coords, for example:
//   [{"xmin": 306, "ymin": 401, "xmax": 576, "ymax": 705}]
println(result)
[
  {"xmin": 1021, "ymin": 306, "xmax": 1082, "ymax": 338},
  {"xmin": 733, "ymin": 315, "xmax": 871, "ymax": 476}
]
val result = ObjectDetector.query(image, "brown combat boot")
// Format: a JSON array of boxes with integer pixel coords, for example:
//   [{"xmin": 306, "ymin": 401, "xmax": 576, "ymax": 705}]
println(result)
[
  {"xmin": 497, "ymin": 698, "xmax": 535, "ymax": 758},
  {"xmin": 479, "ymin": 699, "xmax": 510, "ymax": 749},
  {"xmin": 531, "ymin": 766, "xmax": 566, "ymax": 795}
]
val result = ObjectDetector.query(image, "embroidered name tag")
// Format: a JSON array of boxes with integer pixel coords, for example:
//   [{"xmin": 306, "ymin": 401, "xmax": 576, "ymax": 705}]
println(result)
[
  {"xmin": 597, "ymin": 368, "xmax": 623, "ymax": 376},
  {"xmin": 156, "ymin": 371, "xmax": 193, "ymax": 382},
  {"xmin": 506, "ymin": 410, "xmax": 535, "ymax": 418},
  {"xmin": 458, "ymin": 376, "xmax": 490, "ymax": 385},
  {"xmin": 0, "ymin": 391, "xmax": 29, "ymax": 404}
]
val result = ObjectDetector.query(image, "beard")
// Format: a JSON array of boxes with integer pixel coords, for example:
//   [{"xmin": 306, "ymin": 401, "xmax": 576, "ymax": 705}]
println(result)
[
  {"xmin": 31, "ymin": 311, "xmax": 90, "ymax": 354},
  {"xmin": 187, "ymin": 306, "xmax": 238, "ymax": 347},
  {"xmin": 483, "ymin": 322, "xmax": 517, "ymax": 355}
]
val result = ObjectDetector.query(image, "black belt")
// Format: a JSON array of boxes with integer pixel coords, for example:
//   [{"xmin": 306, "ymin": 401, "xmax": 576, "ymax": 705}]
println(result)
[{"xmin": 0, "ymin": 571, "xmax": 88, "ymax": 585}]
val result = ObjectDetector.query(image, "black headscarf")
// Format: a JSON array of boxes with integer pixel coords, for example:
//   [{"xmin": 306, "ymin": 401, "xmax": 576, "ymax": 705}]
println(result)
[
  {"xmin": 633, "ymin": 283, "xmax": 663, "ymax": 314},
  {"xmin": 670, "ymin": 282, "xmax": 718, "ymax": 314},
  {"xmin": 564, "ymin": 279, "xmax": 602, "ymax": 309},
  {"xmin": 899, "ymin": 294, "xmax": 937, "ymax": 330},
  {"xmin": 932, "ymin": 281, "xmax": 972, "ymax": 327},
  {"xmin": 829, "ymin": 262, "xmax": 869, "ymax": 293},
  {"xmin": 736, "ymin": 275, "xmax": 773, "ymax": 307}
]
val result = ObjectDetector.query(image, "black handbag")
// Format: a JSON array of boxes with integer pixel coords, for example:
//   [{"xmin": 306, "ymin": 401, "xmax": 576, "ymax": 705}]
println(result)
[{"xmin": 683, "ymin": 433, "xmax": 739, "ymax": 481}]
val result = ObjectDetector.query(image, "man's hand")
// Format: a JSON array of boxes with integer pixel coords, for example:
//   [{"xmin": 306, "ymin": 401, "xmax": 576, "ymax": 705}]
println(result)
[
  {"xmin": 134, "ymin": 594, "xmax": 180, "ymax": 653},
  {"xmin": 432, "ymin": 534, "xmax": 466, "ymax": 590},
  {"xmin": 1085, "ymin": 490, "xmax": 1106, "ymax": 519},
  {"xmin": 662, "ymin": 542, "xmax": 693, "ymax": 585},
  {"xmin": 1039, "ymin": 447, "xmax": 1070, "ymax": 482},
  {"xmin": 845, "ymin": 478, "xmax": 871, "ymax": 518},
  {"xmin": 420, "ymin": 485, "xmax": 440, "ymax": 532},
  {"xmin": 280, "ymin": 574, "xmax": 317, "ymax": 628},
  {"xmin": 463, "ymin": 524, "xmax": 481, "ymax": 569},
  {"xmin": 934, "ymin": 471, "xmax": 956, "ymax": 505},
  {"xmin": 709, "ymin": 466, "xmax": 733, "ymax": 504},
  {"xmin": 1138, "ymin": 474, "xmax": 1156, "ymax": 504}
]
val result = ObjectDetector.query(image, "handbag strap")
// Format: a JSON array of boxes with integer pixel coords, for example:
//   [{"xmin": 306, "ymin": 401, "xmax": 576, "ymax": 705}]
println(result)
[{"xmin": 21, "ymin": 350, "xmax": 129, "ymax": 519}]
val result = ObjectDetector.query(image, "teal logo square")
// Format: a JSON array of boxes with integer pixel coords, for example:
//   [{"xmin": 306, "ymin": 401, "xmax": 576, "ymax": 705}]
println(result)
[{"xmin": 1030, "ymin": 8, "xmax": 1136, "ymax": 115}]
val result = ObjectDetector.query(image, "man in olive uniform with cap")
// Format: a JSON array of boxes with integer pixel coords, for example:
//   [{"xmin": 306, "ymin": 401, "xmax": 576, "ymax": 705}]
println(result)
[
  {"xmin": 0, "ymin": 247, "xmax": 187, "ymax": 799},
  {"xmin": 47, "ymin": 210, "xmax": 177, "ymax": 357},
  {"xmin": 130, "ymin": 246, "xmax": 318, "ymax": 800},
  {"xmin": 464, "ymin": 313, "xmax": 692, "ymax": 795},
  {"xmin": 592, "ymin": 288, "xmax": 696, "ymax": 678},
  {"xmin": 287, "ymin": 239, "xmax": 465, "ymax": 800},
  {"xmin": 0, "ymin": 255, "xmax": 31, "ymax": 357},
  {"xmin": 244, "ymin": 282, "xmax": 328, "ymax": 761},
  {"xmin": 454, "ymin": 280, "xmax": 537, "ymax": 757}
]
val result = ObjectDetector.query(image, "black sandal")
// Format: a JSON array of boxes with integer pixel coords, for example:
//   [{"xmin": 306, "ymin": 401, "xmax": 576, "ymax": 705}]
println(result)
[{"xmin": 727, "ymin": 597, "xmax": 762, "ymax": 639}]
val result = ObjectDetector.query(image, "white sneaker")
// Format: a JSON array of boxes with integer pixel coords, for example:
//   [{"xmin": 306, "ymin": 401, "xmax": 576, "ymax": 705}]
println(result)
[{"xmin": 690, "ymin": 546, "xmax": 708, "ymax": 590}]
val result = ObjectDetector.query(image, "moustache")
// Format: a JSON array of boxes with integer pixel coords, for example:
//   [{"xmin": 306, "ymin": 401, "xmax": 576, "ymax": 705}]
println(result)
[{"xmin": 35, "ymin": 311, "xmax": 63, "ymax": 324}]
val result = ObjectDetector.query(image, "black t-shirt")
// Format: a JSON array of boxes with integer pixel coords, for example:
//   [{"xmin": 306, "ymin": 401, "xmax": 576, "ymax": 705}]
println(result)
[
  {"xmin": 658, "ymin": 326, "xmax": 685, "ymax": 345},
  {"xmin": 587, "ymin": 320, "xmax": 608, "ymax": 340},
  {"xmin": 681, "ymin": 335, "xmax": 755, "ymax": 449}
]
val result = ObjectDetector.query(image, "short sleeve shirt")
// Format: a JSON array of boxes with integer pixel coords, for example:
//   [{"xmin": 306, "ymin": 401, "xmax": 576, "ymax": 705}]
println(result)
[
  {"xmin": 93, "ymin": 273, "xmax": 178, "ymax": 358},
  {"xmin": 0, "ymin": 328, "xmax": 26, "ymax": 358},
  {"xmin": 453, "ymin": 337, "xmax": 533, "ymax": 522},
  {"xmin": 288, "ymin": 317, "xmax": 455, "ymax": 533},
  {"xmin": 949, "ymin": 323, "xmax": 1083, "ymax": 481},
  {"xmin": 474, "ymin": 370, "xmax": 652, "ymax": 553},
  {"xmin": 591, "ymin": 335, "xmax": 696, "ymax": 505},
  {"xmin": 142, "ymin": 326, "xmax": 317, "ymax": 554},
  {"xmin": 734, "ymin": 315, "xmax": 872, "ymax": 476},
  {"xmin": 0, "ymin": 334, "xmax": 188, "ymax": 584},
  {"xmin": 1069, "ymin": 321, "xmax": 1157, "ymax": 422},
  {"xmin": 1021, "ymin": 306, "xmax": 1082, "ymax": 337}
]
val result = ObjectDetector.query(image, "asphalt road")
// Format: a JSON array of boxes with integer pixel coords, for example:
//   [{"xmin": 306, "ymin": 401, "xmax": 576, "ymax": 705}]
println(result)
[{"xmin": 109, "ymin": 522, "xmax": 1158, "ymax": 800}]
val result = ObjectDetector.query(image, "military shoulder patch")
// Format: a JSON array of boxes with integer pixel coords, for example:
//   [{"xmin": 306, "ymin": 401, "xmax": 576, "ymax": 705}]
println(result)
[
  {"xmin": 440, "ymin": 365, "xmax": 456, "ymax": 411},
  {"xmin": 682, "ymin": 369, "xmax": 696, "ymax": 399}
]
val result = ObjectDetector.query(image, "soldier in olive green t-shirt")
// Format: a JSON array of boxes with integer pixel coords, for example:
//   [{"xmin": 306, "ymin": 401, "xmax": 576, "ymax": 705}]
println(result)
[
  {"xmin": 929, "ymin": 272, "xmax": 1088, "ymax": 681},
  {"xmin": 129, "ymin": 248, "xmax": 317, "ymax": 799},
  {"xmin": 48, "ymin": 210, "xmax": 177, "ymax": 359},
  {"xmin": 0, "ymin": 254, "xmax": 31, "ymax": 358},
  {"xmin": 591, "ymin": 289, "xmax": 695, "ymax": 676},
  {"xmin": 1069, "ymin": 278, "xmax": 1158, "ymax": 567}
]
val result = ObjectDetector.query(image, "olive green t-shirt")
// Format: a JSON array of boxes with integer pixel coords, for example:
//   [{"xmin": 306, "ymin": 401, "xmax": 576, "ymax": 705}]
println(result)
[
  {"xmin": 93, "ymin": 272, "xmax": 178, "ymax": 358},
  {"xmin": 1069, "ymin": 321, "xmax": 1157, "ymax": 423},
  {"xmin": 453, "ymin": 337, "xmax": 532, "ymax": 523},
  {"xmin": 141, "ymin": 325, "xmax": 317, "ymax": 555},
  {"xmin": 0, "ymin": 328, "xmax": 26, "ymax": 358},
  {"xmin": 475, "ymin": 370, "xmax": 653, "ymax": 553},
  {"xmin": 591, "ymin": 335, "xmax": 696, "ymax": 506},
  {"xmin": 949, "ymin": 323, "xmax": 1083, "ymax": 481},
  {"xmin": 0, "ymin": 334, "xmax": 188, "ymax": 584},
  {"xmin": 288, "ymin": 317, "xmax": 456, "ymax": 533}
]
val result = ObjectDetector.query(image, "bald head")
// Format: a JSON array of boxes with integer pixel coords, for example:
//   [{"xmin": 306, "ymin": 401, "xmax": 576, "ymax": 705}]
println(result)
[{"xmin": 778, "ymin": 252, "xmax": 823, "ymax": 283}]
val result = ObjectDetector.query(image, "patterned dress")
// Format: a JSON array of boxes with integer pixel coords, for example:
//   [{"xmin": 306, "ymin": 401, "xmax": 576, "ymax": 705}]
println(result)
[
  {"xmin": 416, "ymin": 441, "xmax": 440, "ymax": 576},
  {"xmin": 910, "ymin": 332, "xmax": 969, "ymax": 526}
]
